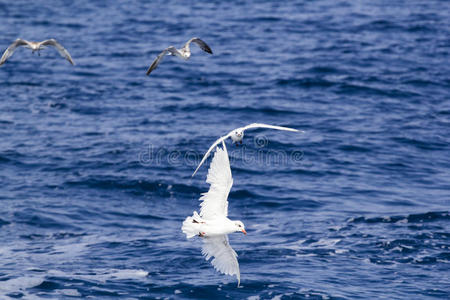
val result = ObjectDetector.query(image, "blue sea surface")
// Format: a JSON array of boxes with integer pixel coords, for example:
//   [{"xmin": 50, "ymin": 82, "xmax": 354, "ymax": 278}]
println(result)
[{"xmin": 0, "ymin": 0, "xmax": 449, "ymax": 299}]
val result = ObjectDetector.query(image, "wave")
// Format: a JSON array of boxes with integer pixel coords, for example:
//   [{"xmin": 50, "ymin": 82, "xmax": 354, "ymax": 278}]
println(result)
[
  {"xmin": 391, "ymin": 136, "xmax": 448, "ymax": 151},
  {"xmin": 0, "ymin": 218, "xmax": 11, "ymax": 228},
  {"xmin": 161, "ymin": 103, "xmax": 300, "ymax": 116},
  {"xmin": 348, "ymin": 211, "xmax": 449, "ymax": 224},
  {"xmin": 354, "ymin": 20, "xmax": 404, "ymax": 32},
  {"xmin": 276, "ymin": 78, "xmax": 336, "ymax": 88},
  {"xmin": 13, "ymin": 210, "xmax": 79, "ymax": 230},
  {"xmin": 64, "ymin": 176, "xmax": 201, "ymax": 195},
  {"xmin": 20, "ymin": 232, "xmax": 87, "ymax": 241},
  {"xmin": 336, "ymin": 83, "xmax": 421, "ymax": 98},
  {"xmin": 0, "ymin": 276, "xmax": 45, "ymax": 296}
]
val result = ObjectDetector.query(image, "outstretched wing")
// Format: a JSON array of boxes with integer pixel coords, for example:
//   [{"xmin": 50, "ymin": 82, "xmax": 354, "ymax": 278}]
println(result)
[
  {"xmin": 0, "ymin": 39, "xmax": 29, "ymax": 66},
  {"xmin": 242, "ymin": 123, "xmax": 302, "ymax": 133},
  {"xmin": 192, "ymin": 123, "xmax": 301, "ymax": 177},
  {"xmin": 40, "ymin": 39, "xmax": 75, "ymax": 65},
  {"xmin": 202, "ymin": 234, "xmax": 240, "ymax": 286},
  {"xmin": 199, "ymin": 142, "xmax": 233, "ymax": 219},
  {"xmin": 146, "ymin": 46, "xmax": 179, "ymax": 75},
  {"xmin": 185, "ymin": 37, "xmax": 213, "ymax": 54},
  {"xmin": 192, "ymin": 132, "xmax": 232, "ymax": 177}
]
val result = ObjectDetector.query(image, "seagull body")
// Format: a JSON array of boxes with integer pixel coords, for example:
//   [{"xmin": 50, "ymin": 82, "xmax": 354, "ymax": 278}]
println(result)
[
  {"xmin": 146, "ymin": 37, "xmax": 212, "ymax": 75},
  {"xmin": 182, "ymin": 142, "xmax": 246, "ymax": 286},
  {"xmin": 184, "ymin": 212, "xmax": 244, "ymax": 238},
  {"xmin": 192, "ymin": 123, "xmax": 303, "ymax": 176},
  {"xmin": 0, "ymin": 38, "xmax": 75, "ymax": 66}
]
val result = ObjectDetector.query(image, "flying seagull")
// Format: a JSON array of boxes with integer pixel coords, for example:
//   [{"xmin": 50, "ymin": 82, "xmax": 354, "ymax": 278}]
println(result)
[
  {"xmin": 192, "ymin": 123, "xmax": 303, "ymax": 177},
  {"xmin": 182, "ymin": 141, "xmax": 246, "ymax": 286},
  {"xmin": 146, "ymin": 37, "xmax": 212, "ymax": 75},
  {"xmin": 0, "ymin": 38, "xmax": 75, "ymax": 66}
]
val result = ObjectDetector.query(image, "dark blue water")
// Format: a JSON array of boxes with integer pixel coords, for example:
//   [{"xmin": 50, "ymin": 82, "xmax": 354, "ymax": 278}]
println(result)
[{"xmin": 1, "ymin": 0, "xmax": 449, "ymax": 299}]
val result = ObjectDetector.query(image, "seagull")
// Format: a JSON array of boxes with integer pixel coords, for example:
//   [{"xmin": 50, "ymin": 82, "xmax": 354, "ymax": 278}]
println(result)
[
  {"xmin": 192, "ymin": 123, "xmax": 303, "ymax": 177},
  {"xmin": 182, "ymin": 141, "xmax": 246, "ymax": 286},
  {"xmin": 146, "ymin": 37, "xmax": 212, "ymax": 75},
  {"xmin": 0, "ymin": 38, "xmax": 75, "ymax": 66}
]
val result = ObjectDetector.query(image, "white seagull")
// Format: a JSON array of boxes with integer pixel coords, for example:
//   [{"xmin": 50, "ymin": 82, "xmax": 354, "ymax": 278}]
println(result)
[
  {"xmin": 182, "ymin": 141, "xmax": 246, "ymax": 286},
  {"xmin": 192, "ymin": 123, "xmax": 303, "ymax": 177},
  {"xmin": 146, "ymin": 37, "xmax": 212, "ymax": 75},
  {"xmin": 0, "ymin": 38, "xmax": 75, "ymax": 66}
]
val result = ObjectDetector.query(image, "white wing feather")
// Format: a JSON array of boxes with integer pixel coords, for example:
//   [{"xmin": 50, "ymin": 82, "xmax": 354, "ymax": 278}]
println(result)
[
  {"xmin": 192, "ymin": 133, "xmax": 232, "ymax": 177},
  {"xmin": 202, "ymin": 235, "xmax": 240, "ymax": 286},
  {"xmin": 242, "ymin": 123, "xmax": 301, "ymax": 132},
  {"xmin": 192, "ymin": 123, "xmax": 302, "ymax": 177},
  {"xmin": 199, "ymin": 142, "xmax": 233, "ymax": 219}
]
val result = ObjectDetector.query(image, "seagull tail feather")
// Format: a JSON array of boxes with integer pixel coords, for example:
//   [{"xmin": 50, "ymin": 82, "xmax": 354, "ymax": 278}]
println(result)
[{"xmin": 182, "ymin": 211, "xmax": 203, "ymax": 239}]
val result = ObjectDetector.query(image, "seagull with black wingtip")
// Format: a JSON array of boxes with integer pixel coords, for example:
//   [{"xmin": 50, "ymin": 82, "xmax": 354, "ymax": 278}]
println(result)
[{"xmin": 146, "ymin": 37, "xmax": 212, "ymax": 75}]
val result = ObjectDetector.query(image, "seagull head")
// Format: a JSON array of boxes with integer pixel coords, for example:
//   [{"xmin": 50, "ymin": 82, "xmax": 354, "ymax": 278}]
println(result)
[
  {"xmin": 231, "ymin": 129, "xmax": 244, "ymax": 142},
  {"xmin": 234, "ymin": 221, "xmax": 246, "ymax": 235}
]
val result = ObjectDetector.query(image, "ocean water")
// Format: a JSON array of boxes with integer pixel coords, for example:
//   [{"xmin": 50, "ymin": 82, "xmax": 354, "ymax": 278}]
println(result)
[{"xmin": 0, "ymin": 0, "xmax": 449, "ymax": 299}]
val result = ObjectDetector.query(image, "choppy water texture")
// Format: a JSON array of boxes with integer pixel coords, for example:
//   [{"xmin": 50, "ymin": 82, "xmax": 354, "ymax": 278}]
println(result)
[{"xmin": 1, "ymin": 0, "xmax": 449, "ymax": 299}]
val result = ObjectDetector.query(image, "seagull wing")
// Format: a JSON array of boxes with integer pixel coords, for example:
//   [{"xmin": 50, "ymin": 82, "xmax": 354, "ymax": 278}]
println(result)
[
  {"xmin": 199, "ymin": 141, "xmax": 233, "ymax": 219},
  {"xmin": 242, "ymin": 123, "xmax": 302, "ymax": 133},
  {"xmin": 202, "ymin": 234, "xmax": 240, "ymax": 286},
  {"xmin": 40, "ymin": 39, "xmax": 75, "ymax": 65},
  {"xmin": 0, "ymin": 39, "xmax": 29, "ymax": 66},
  {"xmin": 192, "ymin": 132, "xmax": 232, "ymax": 177},
  {"xmin": 146, "ymin": 46, "xmax": 180, "ymax": 75},
  {"xmin": 192, "ymin": 123, "xmax": 301, "ymax": 177},
  {"xmin": 185, "ymin": 37, "xmax": 213, "ymax": 54}
]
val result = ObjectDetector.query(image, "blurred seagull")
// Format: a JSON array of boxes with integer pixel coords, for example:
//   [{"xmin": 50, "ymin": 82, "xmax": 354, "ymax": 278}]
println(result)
[
  {"xmin": 146, "ymin": 37, "xmax": 212, "ymax": 75},
  {"xmin": 0, "ymin": 38, "xmax": 75, "ymax": 66},
  {"xmin": 192, "ymin": 123, "xmax": 303, "ymax": 177},
  {"xmin": 182, "ymin": 141, "xmax": 246, "ymax": 286}
]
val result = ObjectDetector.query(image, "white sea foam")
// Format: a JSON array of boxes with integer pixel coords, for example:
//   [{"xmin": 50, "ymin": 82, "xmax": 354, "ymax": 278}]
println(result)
[
  {"xmin": 335, "ymin": 249, "xmax": 349, "ymax": 254},
  {"xmin": 309, "ymin": 238, "xmax": 341, "ymax": 248},
  {"xmin": 108, "ymin": 269, "xmax": 149, "ymax": 280},
  {"xmin": 56, "ymin": 289, "xmax": 81, "ymax": 297},
  {"xmin": 48, "ymin": 268, "xmax": 148, "ymax": 283},
  {"xmin": 0, "ymin": 276, "xmax": 44, "ymax": 294}
]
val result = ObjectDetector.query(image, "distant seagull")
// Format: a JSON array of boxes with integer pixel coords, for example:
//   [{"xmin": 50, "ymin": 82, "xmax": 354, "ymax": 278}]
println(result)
[
  {"xmin": 192, "ymin": 123, "xmax": 303, "ymax": 177},
  {"xmin": 0, "ymin": 38, "xmax": 75, "ymax": 66},
  {"xmin": 182, "ymin": 141, "xmax": 246, "ymax": 286},
  {"xmin": 146, "ymin": 37, "xmax": 212, "ymax": 75}
]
